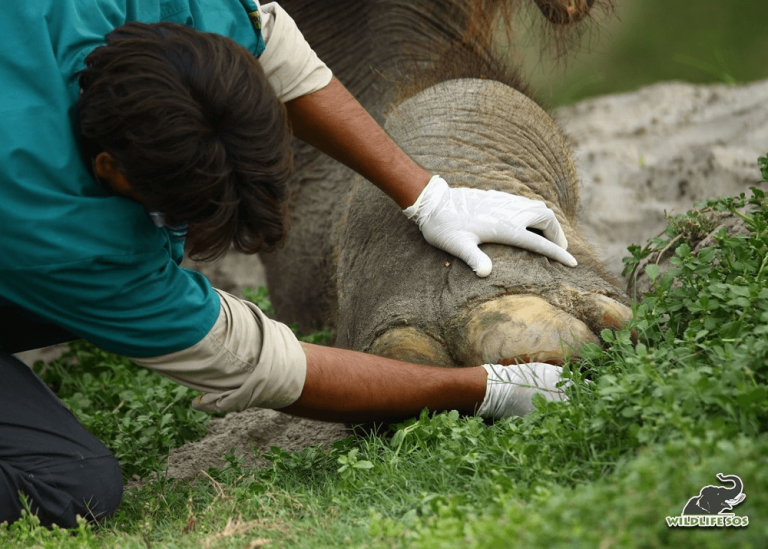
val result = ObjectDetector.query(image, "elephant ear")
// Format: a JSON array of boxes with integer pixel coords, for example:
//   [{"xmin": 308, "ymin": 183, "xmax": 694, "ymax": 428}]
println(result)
[{"xmin": 695, "ymin": 495, "xmax": 710, "ymax": 513}]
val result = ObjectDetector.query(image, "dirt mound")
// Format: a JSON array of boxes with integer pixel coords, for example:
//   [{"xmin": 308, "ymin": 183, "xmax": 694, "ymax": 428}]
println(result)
[{"xmin": 163, "ymin": 408, "xmax": 347, "ymax": 481}]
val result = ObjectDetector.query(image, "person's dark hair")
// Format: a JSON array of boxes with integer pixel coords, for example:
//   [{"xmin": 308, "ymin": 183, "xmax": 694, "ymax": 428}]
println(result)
[{"xmin": 78, "ymin": 21, "xmax": 293, "ymax": 260}]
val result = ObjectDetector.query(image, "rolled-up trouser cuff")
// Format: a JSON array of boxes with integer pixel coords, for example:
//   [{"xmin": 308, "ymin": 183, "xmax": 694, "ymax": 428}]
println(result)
[{"xmin": 131, "ymin": 289, "xmax": 307, "ymax": 412}]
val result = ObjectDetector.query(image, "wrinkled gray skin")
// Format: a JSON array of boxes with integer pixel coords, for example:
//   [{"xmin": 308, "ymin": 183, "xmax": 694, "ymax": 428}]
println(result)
[{"xmin": 261, "ymin": 0, "xmax": 630, "ymax": 366}]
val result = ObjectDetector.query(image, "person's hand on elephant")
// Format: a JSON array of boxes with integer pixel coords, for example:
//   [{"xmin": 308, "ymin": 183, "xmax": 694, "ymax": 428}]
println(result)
[
  {"xmin": 477, "ymin": 362, "xmax": 570, "ymax": 419},
  {"xmin": 403, "ymin": 176, "xmax": 578, "ymax": 277}
]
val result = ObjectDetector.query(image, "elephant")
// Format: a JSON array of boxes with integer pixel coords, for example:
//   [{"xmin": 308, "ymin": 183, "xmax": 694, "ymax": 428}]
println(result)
[
  {"xmin": 260, "ymin": 0, "xmax": 632, "ymax": 367},
  {"xmin": 682, "ymin": 474, "xmax": 746, "ymax": 515}
]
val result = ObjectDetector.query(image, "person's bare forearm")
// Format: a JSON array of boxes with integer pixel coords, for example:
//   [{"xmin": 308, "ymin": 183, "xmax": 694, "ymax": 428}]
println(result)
[
  {"xmin": 276, "ymin": 343, "xmax": 488, "ymax": 423},
  {"xmin": 284, "ymin": 77, "xmax": 430, "ymax": 208}
]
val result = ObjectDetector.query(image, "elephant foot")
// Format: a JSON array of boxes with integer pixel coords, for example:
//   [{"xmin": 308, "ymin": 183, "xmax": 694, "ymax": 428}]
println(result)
[
  {"xmin": 369, "ymin": 292, "xmax": 631, "ymax": 367},
  {"xmin": 451, "ymin": 295, "xmax": 598, "ymax": 366}
]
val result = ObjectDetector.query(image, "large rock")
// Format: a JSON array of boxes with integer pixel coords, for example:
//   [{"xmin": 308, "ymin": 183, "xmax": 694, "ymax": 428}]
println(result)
[{"xmin": 557, "ymin": 79, "xmax": 768, "ymax": 281}]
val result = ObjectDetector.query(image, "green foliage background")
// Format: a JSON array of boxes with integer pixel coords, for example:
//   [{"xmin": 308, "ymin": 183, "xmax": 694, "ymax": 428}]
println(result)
[{"xmin": 517, "ymin": 0, "xmax": 768, "ymax": 106}]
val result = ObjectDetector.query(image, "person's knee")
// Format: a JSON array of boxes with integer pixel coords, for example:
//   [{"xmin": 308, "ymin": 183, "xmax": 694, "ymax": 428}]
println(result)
[
  {"xmin": 41, "ymin": 453, "xmax": 124, "ymax": 527},
  {"xmin": 0, "ymin": 453, "xmax": 123, "ymax": 528},
  {"xmin": 69, "ymin": 454, "xmax": 124, "ymax": 524}
]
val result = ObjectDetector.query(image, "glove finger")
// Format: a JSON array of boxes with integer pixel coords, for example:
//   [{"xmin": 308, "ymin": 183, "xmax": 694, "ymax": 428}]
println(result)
[
  {"xmin": 432, "ymin": 233, "xmax": 493, "ymax": 277},
  {"xmin": 524, "ymin": 233, "xmax": 577, "ymax": 267},
  {"xmin": 460, "ymin": 245, "xmax": 493, "ymax": 278},
  {"xmin": 496, "ymin": 229, "xmax": 578, "ymax": 267},
  {"xmin": 521, "ymin": 208, "xmax": 569, "ymax": 250}
]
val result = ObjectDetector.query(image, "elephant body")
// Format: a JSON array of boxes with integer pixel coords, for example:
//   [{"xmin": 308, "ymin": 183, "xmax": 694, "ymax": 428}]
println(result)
[
  {"xmin": 682, "ymin": 474, "xmax": 746, "ymax": 515},
  {"xmin": 262, "ymin": 0, "xmax": 630, "ymax": 365}
]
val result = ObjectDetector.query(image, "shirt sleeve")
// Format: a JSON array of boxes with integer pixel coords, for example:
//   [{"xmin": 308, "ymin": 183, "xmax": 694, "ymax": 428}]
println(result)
[
  {"xmin": 258, "ymin": 2, "xmax": 333, "ymax": 102},
  {"xmin": 130, "ymin": 289, "xmax": 307, "ymax": 412}
]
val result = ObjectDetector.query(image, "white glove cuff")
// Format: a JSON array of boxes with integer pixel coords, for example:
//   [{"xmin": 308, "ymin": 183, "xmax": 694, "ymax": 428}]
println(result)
[
  {"xmin": 402, "ymin": 175, "xmax": 448, "ymax": 225},
  {"xmin": 477, "ymin": 363, "xmax": 570, "ymax": 419}
]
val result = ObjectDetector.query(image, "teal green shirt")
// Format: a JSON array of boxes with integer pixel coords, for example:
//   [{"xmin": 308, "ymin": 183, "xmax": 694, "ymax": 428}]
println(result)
[{"xmin": 0, "ymin": 0, "xmax": 265, "ymax": 357}]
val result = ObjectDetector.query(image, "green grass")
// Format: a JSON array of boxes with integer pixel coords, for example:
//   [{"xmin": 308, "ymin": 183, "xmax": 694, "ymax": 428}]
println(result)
[{"xmin": 4, "ymin": 162, "xmax": 768, "ymax": 547}]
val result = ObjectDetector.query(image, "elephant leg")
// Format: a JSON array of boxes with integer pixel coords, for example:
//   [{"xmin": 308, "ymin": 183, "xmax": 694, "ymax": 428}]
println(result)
[
  {"xmin": 333, "ymin": 80, "xmax": 630, "ymax": 368},
  {"xmin": 260, "ymin": 150, "xmax": 354, "ymax": 333}
]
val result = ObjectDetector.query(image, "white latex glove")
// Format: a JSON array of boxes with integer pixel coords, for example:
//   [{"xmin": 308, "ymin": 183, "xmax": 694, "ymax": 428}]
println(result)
[
  {"xmin": 403, "ymin": 175, "xmax": 577, "ymax": 277},
  {"xmin": 477, "ymin": 363, "xmax": 570, "ymax": 419}
]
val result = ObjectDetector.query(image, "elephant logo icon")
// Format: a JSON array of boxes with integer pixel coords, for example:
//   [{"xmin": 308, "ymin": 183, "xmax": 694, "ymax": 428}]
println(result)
[
  {"xmin": 666, "ymin": 473, "xmax": 748, "ymax": 527},
  {"xmin": 682, "ymin": 473, "xmax": 746, "ymax": 515}
]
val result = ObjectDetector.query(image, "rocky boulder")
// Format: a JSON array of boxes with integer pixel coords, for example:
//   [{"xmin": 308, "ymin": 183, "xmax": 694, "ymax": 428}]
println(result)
[{"xmin": 557, "ymin": 78, "xmax": 768, "ymax": 283}]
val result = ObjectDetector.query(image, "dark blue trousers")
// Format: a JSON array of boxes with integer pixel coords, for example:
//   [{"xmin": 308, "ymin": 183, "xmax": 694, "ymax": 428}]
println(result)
[{"xmin": 0, "ymin": 351, "xmax": 123, "ymax": 527}]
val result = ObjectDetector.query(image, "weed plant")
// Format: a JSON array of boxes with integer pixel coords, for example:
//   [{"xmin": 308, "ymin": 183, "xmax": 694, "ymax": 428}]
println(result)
[{"xmin": 3, "ymin": 162, "xmax": 767, "ymax": 547}]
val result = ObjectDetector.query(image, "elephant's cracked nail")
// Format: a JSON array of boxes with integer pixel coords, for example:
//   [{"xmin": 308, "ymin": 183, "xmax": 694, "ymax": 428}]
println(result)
[
  {"xmin": 451, "ymin": 295, "xmax": 599, "ymax": 366},
  {"xmin": 370, "ymin": 327, "xmax": 453, "ymax": 366},
  {"xmin": 584, "ymin": 294, "xmax": 633, "ymax": 331}
]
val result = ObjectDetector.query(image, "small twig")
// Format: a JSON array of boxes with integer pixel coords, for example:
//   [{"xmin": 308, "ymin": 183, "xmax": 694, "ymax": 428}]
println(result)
[
  {"xmin": 757, "ymin": 252, "xmax": 768, "ymax": 282},
  {"xmin": 200, "ymin": 469, "xmax": 227, "ymax": 501},
  {"xmin": 654, "ymin": 234, "xmax": 684, "ymax": 266}
]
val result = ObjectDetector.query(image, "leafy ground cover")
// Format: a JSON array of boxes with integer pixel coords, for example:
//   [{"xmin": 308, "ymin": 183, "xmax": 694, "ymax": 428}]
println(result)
[{"xmin": 3, "ymin": 161, "xmax": 767, "ymax": 547}]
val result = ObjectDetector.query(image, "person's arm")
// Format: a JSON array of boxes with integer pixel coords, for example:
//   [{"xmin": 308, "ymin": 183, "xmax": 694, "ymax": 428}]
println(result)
[
  {"xmin": 257, "ymin": 2, "xmax": 427, "ymax": 207},
  {"xmin": 280, "ymin": 343, "xmax": 570, "ymax": 422},
  {"xmin": 284, "ymin": 78, "xmax": 577, "ymax": 275},
  {"xmin": 130, "ymin": 290, "xmax": 568, "ymax": 421},
  {"xmin": 277, "ymin": 342, "xmax": 487, "ymax": 422},
  {"xmin": 285, "ymin": 77, "xmax": 430, "ymax": 209}
]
